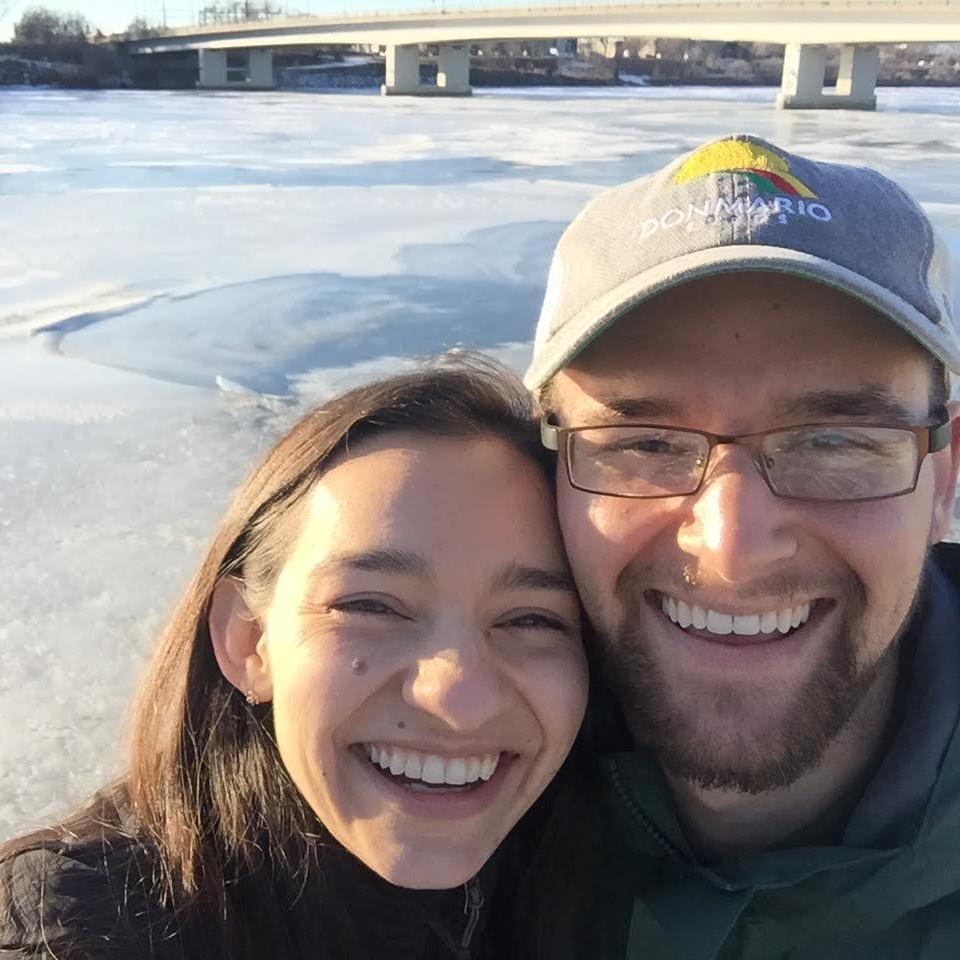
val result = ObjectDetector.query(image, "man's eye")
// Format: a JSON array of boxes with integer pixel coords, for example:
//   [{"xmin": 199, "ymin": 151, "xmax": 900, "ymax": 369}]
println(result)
[
  {"xmin": 622, "ymin": 439, "xmax": 674, "ymax": 454},
  {"xmin": 499, "ymin": 612, "xmax": 568, "ymax": 632},
  {"xmin": 597, "ymin": 438, "xmax": 671, "ymax": 457},
  {"xmin": 795, "ymin": 431, "xmax": 875, "ymax": 453}
]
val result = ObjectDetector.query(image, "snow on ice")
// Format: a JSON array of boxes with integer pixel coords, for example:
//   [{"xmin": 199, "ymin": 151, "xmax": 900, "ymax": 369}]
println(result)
[{"xmin": 2, "ymin": 85, "xmax": 960, "ymax": 837}]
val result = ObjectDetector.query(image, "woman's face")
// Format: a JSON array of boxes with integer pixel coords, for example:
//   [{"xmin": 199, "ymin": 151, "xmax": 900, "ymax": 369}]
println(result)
[{"xmin": 258, "ymin": 433, "xmax": 586, "ymax": 889}]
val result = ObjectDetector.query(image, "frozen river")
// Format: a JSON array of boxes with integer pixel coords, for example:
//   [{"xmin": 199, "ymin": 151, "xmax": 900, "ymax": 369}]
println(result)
[{"xmin": 2, "ymin": 84, "xmax": 960, "ymax": 838}]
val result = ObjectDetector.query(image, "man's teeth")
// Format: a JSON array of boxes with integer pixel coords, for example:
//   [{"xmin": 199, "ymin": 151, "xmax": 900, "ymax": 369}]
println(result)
[
  {"xmin": 661, "ymin": 594, "xmax": 811, "ymax": 636},
  {"xmin": 364, "ymin": 744, "xmax": 499, "ymax": 786}
]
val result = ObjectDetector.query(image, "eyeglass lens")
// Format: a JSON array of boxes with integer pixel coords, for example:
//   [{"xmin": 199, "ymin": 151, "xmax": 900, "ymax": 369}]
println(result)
[{"xmin": 568, "ymin": 425, "xmax": 922, "ymax": 501}]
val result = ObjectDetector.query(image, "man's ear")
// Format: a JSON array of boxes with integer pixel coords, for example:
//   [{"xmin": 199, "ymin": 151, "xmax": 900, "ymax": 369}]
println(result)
[
  {"xmin": 209, "ymin": 577, "xmax": 272, "ymax": 703},
  {"xmin": 929, "ymin": 399, "xmax": 960, "ymax": 545}
]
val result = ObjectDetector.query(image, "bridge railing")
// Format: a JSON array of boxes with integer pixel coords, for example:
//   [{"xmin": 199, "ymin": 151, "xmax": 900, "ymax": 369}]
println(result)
[{"xmin": 131, "ymin": 0, "xmax": 928, "ymax": 37}]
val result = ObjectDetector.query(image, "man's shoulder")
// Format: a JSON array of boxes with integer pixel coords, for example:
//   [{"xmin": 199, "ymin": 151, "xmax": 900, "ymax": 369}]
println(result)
[
  {"xmin": 931, "ymin": 541, "xmax": 960, "ymax": 591},
  {"xmin": 0, "ymin": 831, "xmax": 165, "ymax": 959}
]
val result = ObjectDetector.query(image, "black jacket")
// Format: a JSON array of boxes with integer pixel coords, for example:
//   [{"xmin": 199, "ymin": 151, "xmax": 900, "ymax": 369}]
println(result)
[{"xmin": 0, "ymin": 830, "xmax": 492, "ymax": 960}]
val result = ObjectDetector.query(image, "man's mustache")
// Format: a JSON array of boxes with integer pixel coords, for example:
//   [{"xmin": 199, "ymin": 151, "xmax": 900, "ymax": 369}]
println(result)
[{"xmin": 614, "ymin": 561, "xmax": 862, "ymax": 610}]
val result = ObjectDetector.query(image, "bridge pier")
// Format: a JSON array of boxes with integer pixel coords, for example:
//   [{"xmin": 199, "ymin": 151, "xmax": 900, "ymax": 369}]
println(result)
[
  {"xmin": 197, "ymin": 47, "xmax": 274, "ymax": 90},
  {"xmin": 381, "ymin": 43, "xmax": 420, "ymax": 95},
  {"xmin": 381, "ymin": 42, "xmax": 472, "ymax": 96},
  {"xmin": 777, "ymin": 42, "xmax": 878, "ymax": 110},
  {"xmin": 436, "ymin": 44, "xmax": 472, "ymax": 95},
  {"xmin": 835, "ymin": 44, "xmax": 880, "ymax": 108}
]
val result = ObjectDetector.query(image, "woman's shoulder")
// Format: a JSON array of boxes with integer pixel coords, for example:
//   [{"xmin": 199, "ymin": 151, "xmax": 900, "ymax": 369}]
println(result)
[{"xmin": 0, "ymin": 830, "xmax": 172, "ymax": 959}]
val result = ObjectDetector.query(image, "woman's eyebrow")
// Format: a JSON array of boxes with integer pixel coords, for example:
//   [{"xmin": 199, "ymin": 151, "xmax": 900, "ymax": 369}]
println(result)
[
  {"xmin": 491, "ymin": 562, "xmax": 578, "ymax": 595},
  {"xmin": 310, "ymin": 549, "xmax": 429, "ymax": 581}
]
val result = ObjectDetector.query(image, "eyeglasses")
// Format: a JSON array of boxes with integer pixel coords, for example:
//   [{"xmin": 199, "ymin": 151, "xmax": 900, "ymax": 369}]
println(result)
[{"xmin": 540, "ymin": 418, "xmax": 952, "ymax": 503}]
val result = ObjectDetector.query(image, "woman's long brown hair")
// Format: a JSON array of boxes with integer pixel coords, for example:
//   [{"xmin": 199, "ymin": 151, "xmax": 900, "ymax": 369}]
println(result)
[{"xmin": 0, "ymin": 353, "xmax": 603, "ymax": 959}]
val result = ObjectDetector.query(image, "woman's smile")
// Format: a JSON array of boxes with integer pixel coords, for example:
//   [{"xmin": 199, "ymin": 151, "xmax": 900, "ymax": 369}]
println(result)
[{"xmin": 348, "ymin": 742, "xmax": 522, "ymax": 820}]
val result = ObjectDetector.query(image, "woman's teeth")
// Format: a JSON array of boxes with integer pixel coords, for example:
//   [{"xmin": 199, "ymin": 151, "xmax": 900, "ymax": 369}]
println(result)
[
  {"xmin": 363, "ymin": 744, "xmax": 500, "ymax": 790},
  {"xmin": 660, "ymin": 593, "xmax": 812, "ymax": 636}
]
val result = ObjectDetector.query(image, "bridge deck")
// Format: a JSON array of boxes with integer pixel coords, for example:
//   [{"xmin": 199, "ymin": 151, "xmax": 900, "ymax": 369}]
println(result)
[{"xmin": 126, "ymin": 1, "xmax": 960, "ymax": 52}]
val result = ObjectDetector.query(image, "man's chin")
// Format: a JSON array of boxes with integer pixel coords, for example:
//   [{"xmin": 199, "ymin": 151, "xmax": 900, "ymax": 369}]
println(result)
[
  {"xmin": 650, "ymin": 699, "xmax": 833, "ymax": 794},
  {"xmin": 608, "ymin": 623, "xmax": 868, "ymax": 794}
]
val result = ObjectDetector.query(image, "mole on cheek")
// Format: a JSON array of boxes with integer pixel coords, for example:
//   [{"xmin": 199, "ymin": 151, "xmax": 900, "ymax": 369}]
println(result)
[
  {"xmin": 351, "ymin": 658, "xmax": 368, "ymax": 676},
  {"xmin": 397, "ymin": 721, "xmax": 406, "ymax": 729}
]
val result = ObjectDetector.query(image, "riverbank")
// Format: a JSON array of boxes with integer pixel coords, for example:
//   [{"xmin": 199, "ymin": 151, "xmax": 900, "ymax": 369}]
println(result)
[{"xmin": 3, "ymin": 39, "xmax": 960, "ymax": 91}]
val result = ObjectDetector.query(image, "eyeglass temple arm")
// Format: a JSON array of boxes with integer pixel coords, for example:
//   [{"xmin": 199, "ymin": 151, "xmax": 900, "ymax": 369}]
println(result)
[
  {"xmin": 540, "ymin": 419, "xmax": 560, "ymax": 452},
  {"xmin": 930, "ymin": 419, "xmax": 953, "ymax": 453}
]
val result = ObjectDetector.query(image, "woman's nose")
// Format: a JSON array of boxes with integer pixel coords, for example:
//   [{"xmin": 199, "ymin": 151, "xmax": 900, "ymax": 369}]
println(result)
[{"xmin": 402, "ymin": 637, "xmax": 514, "ymax": 732}]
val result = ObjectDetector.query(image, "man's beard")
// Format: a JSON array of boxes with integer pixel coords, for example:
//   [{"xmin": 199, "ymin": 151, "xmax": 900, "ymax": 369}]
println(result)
[{"xmin": 597, "ymin": 570, "xmax": 907, "ymax": 795}]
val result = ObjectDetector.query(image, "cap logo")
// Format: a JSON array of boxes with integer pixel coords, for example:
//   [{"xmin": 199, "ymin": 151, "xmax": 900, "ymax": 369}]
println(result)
[
  {"xmin": 636, "ymin": 138, "xmax": 832, "ymax": 241},
  {"xmin": 673, "ymin": 139, "xmax": 817, "ymax": 199}
]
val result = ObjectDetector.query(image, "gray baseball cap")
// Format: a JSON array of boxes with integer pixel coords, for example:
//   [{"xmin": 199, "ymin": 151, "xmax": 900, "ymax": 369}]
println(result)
[{"xmin": 524, "ymin": 134, "xmax": 959, "ymax": 390}]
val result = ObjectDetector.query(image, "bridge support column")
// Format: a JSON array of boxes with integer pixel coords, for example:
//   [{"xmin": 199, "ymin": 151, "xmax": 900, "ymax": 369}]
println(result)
[
  {"xmin": 381, "ymin": 43, "xmax": 421, "ymax": 95},
  {"xmin": 381, "ymin": 41, "xmax": 472, "ymax": 96},
  {"xmin": 835, "ymin": 44, "xmax": 879, "ymax": 109},
  {"xmin": 197, "ymin": 47, "xmax": 274, "ymax": 90},
  {"xmin": 776, "ymin": 43, "xmax": 826, "ymax": 109},
  {"xmin": 247, "ymin": 49, "xmax": 275, "ymax": 89},
  {"xmin": 777, "ymin": 42, "xmax": 877, "ymax": 110},
  {"xmin": 198, "ymin": 48, "xmax": 227, "ymax": 88},
  {"xmin": 436, "ymin": 43, "xmax": 472, "ymax": 95}
]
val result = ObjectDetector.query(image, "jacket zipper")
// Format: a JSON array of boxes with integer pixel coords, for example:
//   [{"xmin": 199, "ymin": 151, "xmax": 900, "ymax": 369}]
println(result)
[
  {"xmin": 609, "ymin": 761, "xmax": 743, "ymax": 892},
  {"xmin": 608, "ymin": 761, "xmax": 690, "ymax": 864},
  {"xmin": 458, "ymin": 875, "xmax": 484, "ymax": 958}
]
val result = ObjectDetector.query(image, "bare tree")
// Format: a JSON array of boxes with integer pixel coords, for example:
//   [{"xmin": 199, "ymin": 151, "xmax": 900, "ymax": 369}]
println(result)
[{"xmin": 13, "ymin": 6, "xmax": 91, "ymax": 43}]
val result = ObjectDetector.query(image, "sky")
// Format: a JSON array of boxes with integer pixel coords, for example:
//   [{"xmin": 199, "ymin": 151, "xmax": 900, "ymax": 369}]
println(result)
[{"xmin": 3, "ymin": 0, "xmax": 199, "ymax": 36}]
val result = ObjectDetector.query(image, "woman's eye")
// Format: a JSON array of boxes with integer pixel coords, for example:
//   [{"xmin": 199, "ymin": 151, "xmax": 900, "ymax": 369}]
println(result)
[{"xmin": 329, "ymin": 598, "xmax": 398, "ymax": 617}]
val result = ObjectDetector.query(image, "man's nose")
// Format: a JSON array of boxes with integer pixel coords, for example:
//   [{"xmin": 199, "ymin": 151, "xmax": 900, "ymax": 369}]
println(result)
[
  {"xmin": 402, "ymin": 635, "xmax": 513, "ymax": 732},
  {"xmin": 676, "ymin": 445, "xmax": 797, "ymax": 584}
]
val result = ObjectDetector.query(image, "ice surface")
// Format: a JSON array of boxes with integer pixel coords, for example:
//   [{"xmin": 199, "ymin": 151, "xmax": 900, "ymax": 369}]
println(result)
[{"xmin": 2, "ymin": 85, "xmax": 960, "ymax": 838}]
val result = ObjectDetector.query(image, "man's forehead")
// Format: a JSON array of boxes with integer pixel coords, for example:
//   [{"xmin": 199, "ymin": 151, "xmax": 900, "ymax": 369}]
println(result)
[
  {"xmin": 580, "ymin": 274, "xmax": 912, "ymax": 357},
  {"xmin": 553, "ymin": 373, "xmax": 921, "ymax": 427},
  {"xmin": 549, "ymin": 274, "xmax": 933, "ymax": 421}
]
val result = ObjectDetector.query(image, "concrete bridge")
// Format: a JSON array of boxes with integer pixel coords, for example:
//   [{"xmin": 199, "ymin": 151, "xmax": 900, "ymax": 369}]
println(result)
[{"xmin": 125, "ymin": 0, "xmax": 960, "ymax": 108}]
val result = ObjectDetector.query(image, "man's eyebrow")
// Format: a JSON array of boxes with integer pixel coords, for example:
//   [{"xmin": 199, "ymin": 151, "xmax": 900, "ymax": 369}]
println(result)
[
  {"xmin": 589, "ymin": 396, "xmax": 684, "ymax": 422},
  {"xmin": 490, "ymin": 562, "xmax": 578, "ymax": 595},
  {"xmin": 775, "ymin": 388, "xmax": 917, "ymax": 425},
  {"xmin": 309, "ymin": 549, "xmax": 429, "ymax": 581}
]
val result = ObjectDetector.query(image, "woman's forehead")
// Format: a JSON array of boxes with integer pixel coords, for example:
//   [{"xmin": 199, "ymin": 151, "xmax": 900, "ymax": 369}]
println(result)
[{"xmin": 293, "ymin": 433, "xmax": 557, "ymax": 562}]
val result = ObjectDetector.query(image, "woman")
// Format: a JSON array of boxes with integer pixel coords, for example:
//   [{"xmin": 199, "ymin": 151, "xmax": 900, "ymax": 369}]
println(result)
[{"xmin": 0, "ymin": 354, "xmax": 596, "ymax": 960}]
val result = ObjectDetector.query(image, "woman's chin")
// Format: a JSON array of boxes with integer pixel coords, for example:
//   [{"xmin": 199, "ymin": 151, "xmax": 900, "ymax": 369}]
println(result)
[{"xmin": 363, "ymin": 845, "xmax": 490, "ymax": 890}]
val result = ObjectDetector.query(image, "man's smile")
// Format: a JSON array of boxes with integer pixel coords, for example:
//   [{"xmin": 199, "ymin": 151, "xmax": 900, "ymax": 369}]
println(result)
[
  {"xmin": 645, "ymin": 590, "xmax": 837, "ymax": 653},
  {"xmin": 657, "ymin": 591, "xmax": 813, "ymax": 637}
]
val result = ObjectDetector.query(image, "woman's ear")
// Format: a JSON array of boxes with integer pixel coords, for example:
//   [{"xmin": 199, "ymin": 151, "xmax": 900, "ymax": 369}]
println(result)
[
  {"xmin": 209, "ymin": 577, "xmax": 273, "ymax": 703},
  {"xmin": 929, "ymin": 400, "xmax": 960, "ymax": 545}
]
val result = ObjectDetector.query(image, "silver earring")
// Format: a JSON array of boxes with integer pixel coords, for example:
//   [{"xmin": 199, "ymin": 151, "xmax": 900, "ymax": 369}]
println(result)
[{"xmin": 245, "ymin": 690, "xmax": 260, "ymax": 706}]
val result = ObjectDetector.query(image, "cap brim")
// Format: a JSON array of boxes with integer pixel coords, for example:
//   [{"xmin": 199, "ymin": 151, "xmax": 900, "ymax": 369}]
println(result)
[{"xmin": 523, "ymin": 244, "xmax": 960, "ymax": 390}]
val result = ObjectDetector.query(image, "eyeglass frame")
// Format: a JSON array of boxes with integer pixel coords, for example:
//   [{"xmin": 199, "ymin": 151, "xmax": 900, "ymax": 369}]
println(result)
[{"xmin": 539, "ymin": 416, "xmax": 954, "ymax": 503}]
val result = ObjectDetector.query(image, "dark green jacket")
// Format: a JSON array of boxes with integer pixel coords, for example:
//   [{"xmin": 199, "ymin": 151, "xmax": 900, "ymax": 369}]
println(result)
[{"xmin": 592, "ymin": 542, "xmax": 960, "ymax": 960}]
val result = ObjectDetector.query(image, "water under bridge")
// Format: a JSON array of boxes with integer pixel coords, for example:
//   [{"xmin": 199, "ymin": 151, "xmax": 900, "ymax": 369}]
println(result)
[{"xmin": 124, "ymin": 0, "xmax": 960, "ymax": 108}]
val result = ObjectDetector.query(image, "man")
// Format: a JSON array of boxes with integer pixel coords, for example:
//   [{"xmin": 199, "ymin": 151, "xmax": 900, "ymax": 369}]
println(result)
[{"xmin": 524, "ymin": 135, "xmax": 960, "ymax": 958}]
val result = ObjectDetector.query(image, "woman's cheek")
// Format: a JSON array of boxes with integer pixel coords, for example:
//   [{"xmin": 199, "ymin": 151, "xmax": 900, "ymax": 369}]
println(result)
[{"xmin": 522, "ymin": 644, "xmax": 589, "ymax": 750}]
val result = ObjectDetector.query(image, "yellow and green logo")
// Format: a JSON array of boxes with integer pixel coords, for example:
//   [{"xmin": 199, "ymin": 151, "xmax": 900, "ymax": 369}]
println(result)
[{"xmin": 674, "ymin": 139, "xmax": 817, "ymax": 199}]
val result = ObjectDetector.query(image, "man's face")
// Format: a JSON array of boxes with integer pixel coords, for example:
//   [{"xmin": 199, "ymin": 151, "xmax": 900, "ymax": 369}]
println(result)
[{"xmin": 552, "ymin": 272, "xmax": 960, "ymax": 793}]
